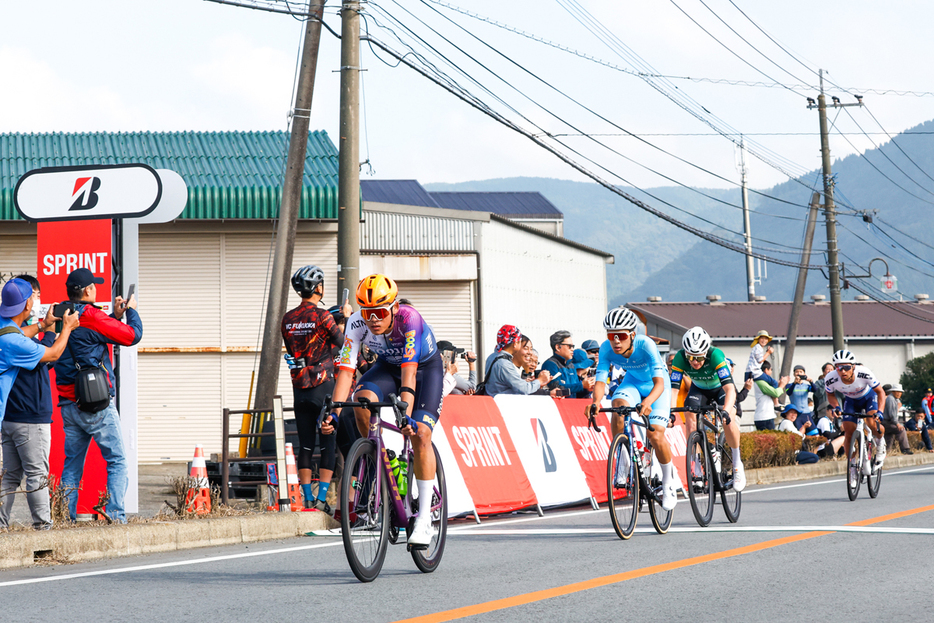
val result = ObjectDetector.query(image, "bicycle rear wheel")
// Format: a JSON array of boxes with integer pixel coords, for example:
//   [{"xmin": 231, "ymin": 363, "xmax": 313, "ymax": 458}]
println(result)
[
  {"xmin": 718, "ymin": 439, "xmax": 741, "ymax": 523},
  {"xmin": 340, "ymin": 439, "xmax": 390, "ymax": 583},
  {"xmin": 867, "ymin": 437, "xmax": 883, "ymax": 499},
  {"xmin": 410, "ymin": 443, "xmax": 448, "ymax": 573},
  {"xmin": 607, "ymin": 433, "xmax": 638, "ymax": 540},
  {"xmin": 646, "ymin": 452, "xmax": 672, "ymax": 534},
  {"xmin": 685, "ymin": 431, "xmax": 714, "ymax": 527},
  {"xmin": 846, "ymin": 432, "xmax": 862, "ymax": 501}
]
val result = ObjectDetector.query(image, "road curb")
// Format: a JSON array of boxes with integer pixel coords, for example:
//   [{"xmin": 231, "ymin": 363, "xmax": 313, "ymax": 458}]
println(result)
[
  {"xmin": 0, "ymin": 511, "xmax": 337, "ymax": 570},
  {"xmin": 748, "ymin": 451, "xmax": 934, "ymax": 486}
]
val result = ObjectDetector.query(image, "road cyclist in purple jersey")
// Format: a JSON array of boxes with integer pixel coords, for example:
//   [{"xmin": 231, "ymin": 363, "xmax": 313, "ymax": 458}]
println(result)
[
  {"xmin": 824, "ymin": 349, "xmax": 888, "ymax": 475},
  {"xmin": 329, "ymin": 274, "xmax": 443, "ymax": 548},
  {"xmin": 586, "ymin": 307, "xmax": 678, "ymax": 511}
]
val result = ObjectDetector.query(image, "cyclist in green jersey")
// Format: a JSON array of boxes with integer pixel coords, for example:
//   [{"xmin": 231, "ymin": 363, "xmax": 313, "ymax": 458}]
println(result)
[{"xmin": 669, "ymin": 326, "xmax": 746, "ymax": 492}]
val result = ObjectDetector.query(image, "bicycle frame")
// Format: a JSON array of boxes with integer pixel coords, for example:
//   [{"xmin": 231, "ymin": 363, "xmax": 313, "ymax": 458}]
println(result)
[
  {"xmin": 602, "ymin": 407, "xmax": 664, "ymax": 504},
  {"xmin": 675, "ymin": 405, "xmax": 731, "ymax": 492}
]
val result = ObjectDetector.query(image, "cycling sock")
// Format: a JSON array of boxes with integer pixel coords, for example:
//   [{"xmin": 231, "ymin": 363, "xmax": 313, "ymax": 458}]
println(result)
[
  {"xmin": 316, "ymin": 481, "xmax": 330, "ymax": 502},
  {"xmin": 659, "ymin": 461, "xmax": 673, "ymax": 484},
  {"xmin": 415, "ymin": 479, "xmax": 433, "ymax": 524},
  {"xmin": 301, "ymin": 483, "xmax": 314, "ymax": 502},
  {"xmin": 732, "ymin": 447, "xmax": 742, "ymax": 466}
]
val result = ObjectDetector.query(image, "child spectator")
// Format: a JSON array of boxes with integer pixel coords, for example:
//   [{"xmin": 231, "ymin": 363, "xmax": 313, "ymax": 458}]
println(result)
[{"xmin": 745, "ymin": 330, "xmax": 774, "ymax": 381}]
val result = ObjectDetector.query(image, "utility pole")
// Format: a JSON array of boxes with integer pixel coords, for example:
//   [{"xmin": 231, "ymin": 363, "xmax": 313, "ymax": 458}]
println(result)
[
  {"xmin": 807, "ymin": 70, "xmax": 862, "ymax": 351},
  {"xmin": 738, "ymin": 138, "xmax": 756, "ymax": 301},
  {"xmin": 780, "ymin": 192, "xmax": 821, "ymax": 379},
  {"xmin": 337, "ymin": 0, "xmax": 361, "ymax": 308},
  {"xmin": 253, "ymin": 0, "xmax": 326, "ymax": 413}
]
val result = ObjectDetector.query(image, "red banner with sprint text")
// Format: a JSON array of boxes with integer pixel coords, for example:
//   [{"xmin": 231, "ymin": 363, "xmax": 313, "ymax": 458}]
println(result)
[
  {"xmin": 440, "ymin": 396, "xmax": 538, "ymax": 515},
  {"xmin": 552, "ymin": 399, "xmax": 616, "ymax": 504}
]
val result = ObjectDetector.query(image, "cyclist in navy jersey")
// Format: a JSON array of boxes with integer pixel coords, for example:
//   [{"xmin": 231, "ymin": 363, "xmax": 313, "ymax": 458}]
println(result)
[{"xmin": 329, "ymin": 274, "xmax": 443, "ymax": 547}]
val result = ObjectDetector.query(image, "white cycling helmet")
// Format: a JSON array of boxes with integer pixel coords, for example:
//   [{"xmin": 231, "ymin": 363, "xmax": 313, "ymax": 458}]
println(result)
[
  {"xmin": 831, "ymin": 349, "xmax": 857, "ymax": 365},
  {"xmin": 603, "ymin": 307, "xmax": 638, "ymax": 332},
  {"xmin": 682, "ymin": 326, "xmax": 711, "ymax": 356}
]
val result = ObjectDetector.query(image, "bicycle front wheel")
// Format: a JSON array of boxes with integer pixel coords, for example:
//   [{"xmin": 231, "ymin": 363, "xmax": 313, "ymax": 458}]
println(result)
[
  {"xmin": 846, "ymin": 432, "xmax": 863, "ymax": 501},
  {"xmin": 607, "ymin": 433, "xmax": 638, "ymax": 540},
  {"xmin": 340, "ymin": 439, "xmax": 390, "ymax": 583},
  {"xmin": 718, "ymin": 439, "xmax": 741, "ymax": 523},
  {"xmin": 646, "ymin": 452, "xmax": 672, "ymax": 534},
  {"xmin": 411, "ymin": 443, "xmax": 448, "ymax": 573},
  {"xmin": 867, "ymin": 437, "xmax": 883, "ymax": 499},
  {"xmin": 685, "ymin": 431, "xmax": 714, "ymax": 527}
]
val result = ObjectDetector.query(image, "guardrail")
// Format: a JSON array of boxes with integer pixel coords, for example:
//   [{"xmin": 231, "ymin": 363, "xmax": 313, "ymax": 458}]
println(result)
[{"xmin": 220, "ymin": 403, "xmax": 294, "ymax": 505}]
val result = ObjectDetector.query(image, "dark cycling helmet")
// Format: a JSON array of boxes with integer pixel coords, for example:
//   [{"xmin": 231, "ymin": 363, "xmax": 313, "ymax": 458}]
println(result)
[
  {"xmin": 291, "ymin": 265, "xmax": 325, "ymax": 297},
  {"xmin": 603, "ymin": 307, "xmax": 638, "ymax": 332},
  {"xmin": 327, "ymin": 304, "xmax": 345, "ymax": 324},
  {"xmin": 356, "ymin": 274, "xmax": 398, "ymax": 307},
  {"xmin": 831, "ymin": 349, "xmax": 857, "ymax": 365},
  {"xmin": 682, "ymin": 326, "xmax": 711, "ymax": 356}
]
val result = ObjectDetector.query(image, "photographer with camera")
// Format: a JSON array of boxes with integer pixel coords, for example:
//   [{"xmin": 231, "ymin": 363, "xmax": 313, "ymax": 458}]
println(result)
[
  {"xmin": 281, "ymin": 265, "xmax": 351, "ymax": 513},
  {"xmin": 54, "ymin": 268, "xmax": 141, "ymax": 524},
  {"xmin": 439, "ymin": 340, "xmax": 477, "ymax": 397}
]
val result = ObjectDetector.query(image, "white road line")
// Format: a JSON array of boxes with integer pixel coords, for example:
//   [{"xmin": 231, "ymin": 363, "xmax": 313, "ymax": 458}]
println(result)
[
  {"xmin": 449, "ymin": 526, "xmax": 934, "ymax": 536},
  {"xmin": 0, "ymin": 541, "xmax": 344, "ymax": 588}
]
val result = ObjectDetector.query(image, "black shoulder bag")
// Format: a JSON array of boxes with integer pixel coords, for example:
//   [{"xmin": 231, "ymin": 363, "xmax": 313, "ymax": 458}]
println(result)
[
  {"xmin": 67, "ymin": 338, "xmax": 111, "ymax": 414},
  {"xmin": 474, "ymin": 352, "xmax": 512, "ymax": 397}
]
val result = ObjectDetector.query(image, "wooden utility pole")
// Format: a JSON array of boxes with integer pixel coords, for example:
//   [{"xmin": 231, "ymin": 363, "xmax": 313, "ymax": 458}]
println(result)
[
  {"xmin": 739, "ymin": 138, "xmax": 756, "ymax": 301},
  {"xmin": 254, "ymin": 1, "xmax": 326, "ymax": 413},
  {"xmin": 337, "ymin": 0, "xmax": 362, "ymax": 307},
  {"xmin": 807, "ymin": 70, "xmax": 863, "ymax": 351},
  {"xmin": 780, "ymin": 193, "xmax": 821, "ymax": 379}
]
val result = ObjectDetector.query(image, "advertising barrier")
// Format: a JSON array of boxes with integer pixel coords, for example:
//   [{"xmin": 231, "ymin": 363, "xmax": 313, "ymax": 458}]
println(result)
[{"xmin": 435, "ymin": 395, "xmax": 690, "ymax": 519}]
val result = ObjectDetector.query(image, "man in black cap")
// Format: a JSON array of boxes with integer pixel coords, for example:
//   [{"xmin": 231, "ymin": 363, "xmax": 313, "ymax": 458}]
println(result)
[{"xmin": 54, "ymin": 268, "xmax": 142, "ymax": 524}]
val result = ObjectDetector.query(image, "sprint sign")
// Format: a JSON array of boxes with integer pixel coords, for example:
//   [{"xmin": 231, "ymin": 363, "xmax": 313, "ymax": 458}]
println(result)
[{"xmin": 37, "ymin": 219, "xmax": 112, "ymax": 312}]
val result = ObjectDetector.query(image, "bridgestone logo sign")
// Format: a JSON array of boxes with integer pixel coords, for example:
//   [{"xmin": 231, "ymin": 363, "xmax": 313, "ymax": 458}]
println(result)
[{"xmin": 14, "ymin": 163, "xmax": 163, "ymax": 222}]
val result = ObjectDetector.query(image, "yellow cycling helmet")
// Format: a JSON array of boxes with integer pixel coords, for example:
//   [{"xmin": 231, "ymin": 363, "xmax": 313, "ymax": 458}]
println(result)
[{"xmin": 356, "ymin": 274, "xmax": 398, "ymax": 307}]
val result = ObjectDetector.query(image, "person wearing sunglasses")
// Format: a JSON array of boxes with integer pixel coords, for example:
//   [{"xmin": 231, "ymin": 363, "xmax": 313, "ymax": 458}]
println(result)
[
  {"xmin": 669, "ymin": 326, "xmax": 746, "ymax": 492},
  {"xmin": 824, "ymin": 349, "xmax": 888, "ymax": 475},
  {"xmin": 586, "ymin": 307, "xmax": 678, "ymax": 511},
  {"xmin": 329, "ymin": 274, "xmax": 443, "ymax": 547}
]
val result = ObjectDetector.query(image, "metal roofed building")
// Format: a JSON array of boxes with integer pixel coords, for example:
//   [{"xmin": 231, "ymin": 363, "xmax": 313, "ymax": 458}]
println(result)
[
  {"xmin": 629, "ymin": 299, "xmax": 934, "ymax": 428},
  {"xmin": 360, "ymin": 179, "xmax": 565, "ymax": 236}
]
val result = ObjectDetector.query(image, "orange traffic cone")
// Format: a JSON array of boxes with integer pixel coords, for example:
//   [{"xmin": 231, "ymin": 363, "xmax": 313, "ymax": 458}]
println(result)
[
  {"xmin": 285, "ymin": 443, "xmax": 303, "ymax": 512},
  {"xmin": 185, "ymin": 444, "xmax": 211, "ymax": 515}
]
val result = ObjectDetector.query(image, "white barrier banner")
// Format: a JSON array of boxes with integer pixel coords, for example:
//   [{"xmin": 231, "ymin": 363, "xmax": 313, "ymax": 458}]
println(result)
[{"xmin": 493, "ymin": 395, "xmax": 592, "ymax": 508}]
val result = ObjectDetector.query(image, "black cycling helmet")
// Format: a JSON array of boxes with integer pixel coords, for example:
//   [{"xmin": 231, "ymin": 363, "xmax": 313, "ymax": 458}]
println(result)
[
  {"xmin": 327, "ymin": 304, "xmax": 345, "ymax": 324},
  {"xmin": 291, "ymin": 265, "xmax": 325, "ymax": 298}
]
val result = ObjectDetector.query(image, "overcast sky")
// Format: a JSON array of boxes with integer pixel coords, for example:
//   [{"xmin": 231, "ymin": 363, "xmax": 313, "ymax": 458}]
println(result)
[{"xmin": 3, "ymin": 0, "xmax": 932, "ymax": 192}]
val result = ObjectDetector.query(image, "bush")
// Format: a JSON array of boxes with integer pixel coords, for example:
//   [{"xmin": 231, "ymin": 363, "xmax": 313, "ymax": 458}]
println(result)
[
  {"xmin": 899, "ymin": 351, "xmax": 934, "ymax": 410},
  {"xmin": 739, "ymin": 431, "xmax": 802, "ymax": 468}
]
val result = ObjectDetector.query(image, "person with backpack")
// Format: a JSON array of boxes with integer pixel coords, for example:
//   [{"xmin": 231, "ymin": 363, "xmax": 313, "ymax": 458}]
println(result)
[{"xmin": 53, "ymin": 268, "xmax": 142, "ymax": 524}]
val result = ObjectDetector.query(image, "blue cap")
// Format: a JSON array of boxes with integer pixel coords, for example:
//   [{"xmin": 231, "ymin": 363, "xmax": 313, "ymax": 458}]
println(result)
[
  {"xmin": 570, "ymin": 348, "xmax": 594, "ymax": 370},
  {"xmin": 582, "ymin": 339, "xmax": 600, "ymax": 352},
  {"xmin": 782, "ymin": 403, "xmax": 800, "ymax": 414},
  {"xmin": 0, "ymin": 278, "xmax": 32, "ymax": 318}
]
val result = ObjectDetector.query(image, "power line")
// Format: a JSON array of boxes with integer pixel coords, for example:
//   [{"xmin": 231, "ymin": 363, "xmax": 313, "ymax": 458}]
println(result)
[
  {"xmin": 373, "ymin": 0, "xmax": 816, "ymax": 247},
  {"xmin": 354, "ymin": 28, "xmax": 823, "ymax": 269},
  {"xmin": 863, "ymin": 105, "xmax": 934, "ymax": 186},
  {"xmin": 876, "ymin": 215, "xmax": 934, "ymax": 253},
  {"xmin": 837, "ymin": 220, "xmax": 934, "ymax": 280}
]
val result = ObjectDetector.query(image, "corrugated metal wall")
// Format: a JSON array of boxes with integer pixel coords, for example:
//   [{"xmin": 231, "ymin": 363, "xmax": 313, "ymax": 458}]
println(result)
[
  {"xmin": 0, "ymin": 235, "xmax": 36, "ymax": 280},
  {"xmin": 396, "ymin": 280, "xmax": 475, "ymax": 354},
  {"xmin": 361, "ymin": 211, "xmax": 474, "ymax": 251}
]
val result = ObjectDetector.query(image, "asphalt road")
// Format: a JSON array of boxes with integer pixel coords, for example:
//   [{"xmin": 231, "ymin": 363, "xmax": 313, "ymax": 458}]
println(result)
[{"xmin": 1, "ymin": 465, "xmax": 932, "ymax": 623}]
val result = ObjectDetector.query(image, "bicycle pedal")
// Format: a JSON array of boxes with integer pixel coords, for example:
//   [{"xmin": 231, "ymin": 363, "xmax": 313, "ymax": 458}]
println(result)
[{"xmin": 406, "ymin": 542, "xmax": 428, "ymax": 552}]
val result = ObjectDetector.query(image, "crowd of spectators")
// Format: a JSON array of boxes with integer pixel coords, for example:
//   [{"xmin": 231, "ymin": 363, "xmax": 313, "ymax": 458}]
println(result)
[{"xmin": 0, "ymin": 268, "xmax": 138, "ymax": 529}]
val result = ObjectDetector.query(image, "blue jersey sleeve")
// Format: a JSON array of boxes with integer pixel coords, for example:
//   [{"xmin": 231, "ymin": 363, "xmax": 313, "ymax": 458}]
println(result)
[{"xmin": 595, "ymin": 340, "xmax": 612, "ymax": 384}]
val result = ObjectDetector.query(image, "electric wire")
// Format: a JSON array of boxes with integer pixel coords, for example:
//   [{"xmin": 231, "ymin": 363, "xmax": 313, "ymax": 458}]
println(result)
[
  {"xmin": 352, "ymin": 28, "xmax": 822, "ymax": 269},
  {"xmin": 863, "ymin": 105, "xmax": 934, "ymax": 186},
  {"xmin": 876, "ymin": 215, "xmax": 934, "ymax": 253},
  {"xmin": 370, "ymin": 0, "xmax": 813, "ymax": 248},
  {"xmin": 837, "ymin": 220, "xmax": 934, "ymax": 280}
]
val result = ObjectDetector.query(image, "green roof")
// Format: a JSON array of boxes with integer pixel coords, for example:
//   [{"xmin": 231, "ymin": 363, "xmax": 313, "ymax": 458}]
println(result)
[{"xmin": 0, "ymin": 130, "xmax": 339, "ymax": 220}]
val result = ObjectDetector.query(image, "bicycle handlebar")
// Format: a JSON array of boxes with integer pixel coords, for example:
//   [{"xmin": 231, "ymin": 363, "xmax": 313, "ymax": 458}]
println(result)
[
  {"xmin": 838, "ymin": 411, "xmax": 879, "ymax": 418},
  {"xmin": 597, "ymin": 404, "xmax": 655, "ymax": 432},
  {"xmin": 321, "ymin": 394, "xmax": 414, "ymax": 431},
  {"xmin": 671, "ymin": 404, "xmax": 731, "ymax": 426}
]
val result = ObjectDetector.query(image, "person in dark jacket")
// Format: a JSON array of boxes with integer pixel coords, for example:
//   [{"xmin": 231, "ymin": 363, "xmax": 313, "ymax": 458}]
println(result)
[
  {"xmin": 54, "ymin": 268, "xmax": 142, "ymax": 524},
  {"xmin": 543, "ymin": 330, "xmax": 595, "ymax": 398},
  {"xmin": 0, "ymin": 275, "xmax": 70, "ymax": 530}
]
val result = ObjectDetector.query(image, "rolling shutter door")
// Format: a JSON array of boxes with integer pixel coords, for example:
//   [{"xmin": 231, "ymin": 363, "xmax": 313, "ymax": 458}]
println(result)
[
  {"xmin": 0, "ymin": 235, "xmax": 37, "ymax": 280},
  {"xmin": 395, "ymin": 280, "xmax": 475, "ymax": 352}
]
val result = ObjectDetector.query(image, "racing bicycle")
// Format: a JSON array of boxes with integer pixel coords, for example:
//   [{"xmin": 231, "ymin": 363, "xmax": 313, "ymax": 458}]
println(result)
[
  {"xmin": 672, "ymin": 404, "xmax": 740, "ymax": 526},
  {"xmin": 840, "ymin": 410, "xmax": 883, "ymax": 501},
  {"xmin": 592, "ymin": 405, "xmax": 672, "ymax": 540},
  {"xmin": 324, "ymin": 394, "xmax": 448, "ymax": 583}
]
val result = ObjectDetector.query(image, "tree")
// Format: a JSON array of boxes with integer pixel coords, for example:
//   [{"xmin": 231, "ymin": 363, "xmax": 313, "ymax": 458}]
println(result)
[{"xmin": 899, "ymin": 351, "xmax": 934, "ymax": 410}]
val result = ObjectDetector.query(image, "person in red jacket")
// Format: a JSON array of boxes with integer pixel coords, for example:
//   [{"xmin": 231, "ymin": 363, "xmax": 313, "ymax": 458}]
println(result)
[{"xmin": 53, "ymin": 268, "xmax": 142, "ymax": 524}]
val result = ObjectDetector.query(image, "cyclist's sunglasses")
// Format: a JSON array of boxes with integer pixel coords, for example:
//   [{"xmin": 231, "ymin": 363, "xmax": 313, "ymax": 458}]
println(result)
[
  {"xmin": 361, "ymin": 305, "xmax": 392, "ymax": 321},
  {"xmin": 607, "ymin": 331, "xmax": 631, "ymax": 342},
  {"xmin": 686, "ymin": 354, "xmax": 706, "ymax": 363},
  {"xmin": 835, "ymin": 364, "xmax": 854, "ymax": 372}
]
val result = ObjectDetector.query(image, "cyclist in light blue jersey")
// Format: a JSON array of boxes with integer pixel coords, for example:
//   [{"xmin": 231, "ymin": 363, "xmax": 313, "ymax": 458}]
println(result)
[{"xmin": 586, "ymin": 307, "xmax": 677, "ymax": 510}]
